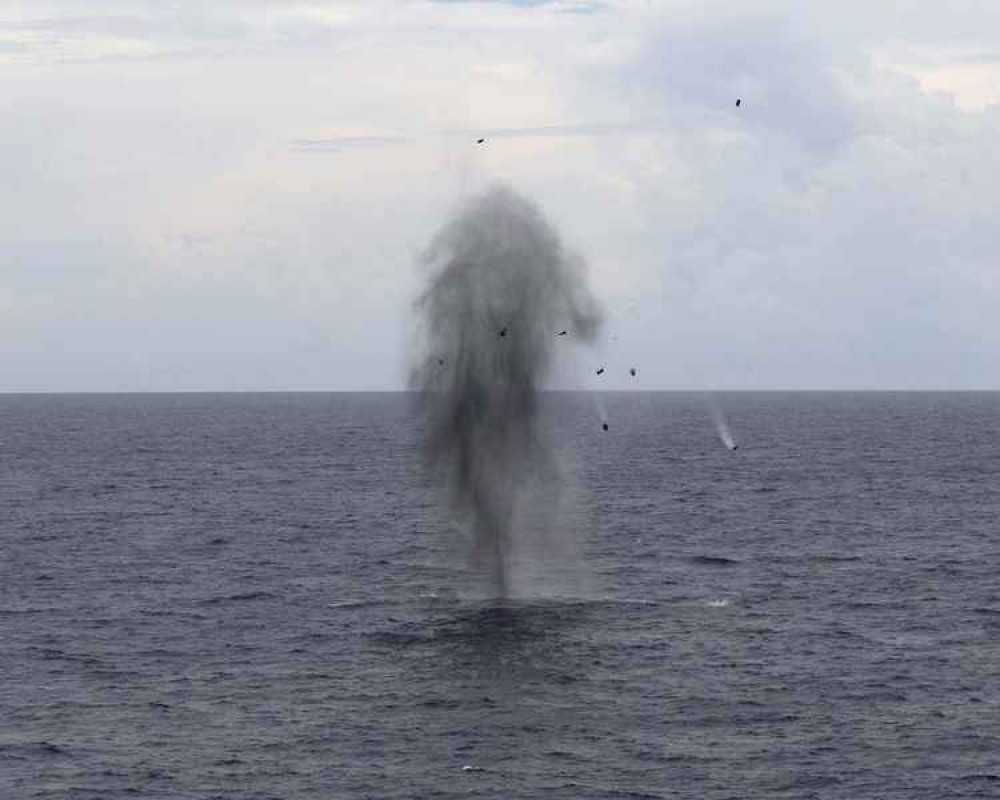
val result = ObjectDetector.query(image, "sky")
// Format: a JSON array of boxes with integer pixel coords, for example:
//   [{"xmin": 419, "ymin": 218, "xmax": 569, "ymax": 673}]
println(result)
[{"xmin": 2, "ymin": 0, "xmax": 999, "ymax": 391}]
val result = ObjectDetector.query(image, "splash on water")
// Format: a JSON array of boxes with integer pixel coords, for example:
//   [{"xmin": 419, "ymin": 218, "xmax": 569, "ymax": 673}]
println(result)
[
  {"xmin": 410, "ymin": 184, "xmax": 602, "ymax": 599},
  {"xmin": 707, "ymin": 393, "xmax": 738, "ymax": 450}
]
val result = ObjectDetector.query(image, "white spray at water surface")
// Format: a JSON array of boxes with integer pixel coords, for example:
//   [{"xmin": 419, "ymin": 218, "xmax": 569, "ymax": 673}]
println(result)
[
  {"xmin": 707, "ymin": 393, "xmax": 738, "ymax": 450},
  {"xmin": 410, "ymin": 185, "xmax": 602, "ymax": 599}
]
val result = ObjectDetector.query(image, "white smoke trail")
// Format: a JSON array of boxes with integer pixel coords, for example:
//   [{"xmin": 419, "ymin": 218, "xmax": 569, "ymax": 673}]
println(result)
[{"xmin": 706, "ymin": 393, "xmax": 738, "ymax": 450}]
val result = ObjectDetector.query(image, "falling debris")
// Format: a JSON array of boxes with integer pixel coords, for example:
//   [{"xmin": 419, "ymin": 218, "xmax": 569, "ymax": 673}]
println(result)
[
  {"xmin": 499, "ymin": 327, "xmax": 508, "ymax": 337},
  {"xmin": 596, "ymin": 367, "xmax": 605, "ymax": 375},
  {"xmin": 593, "ymin": 394, "xmax": 608, "ymax": 434},
  {"xmin": 629, "ymin": 367, "xmax": 637, "ymax": 377},
  {"xmin": 735, "ymin": 98, "xmax": 742, "ymax": 107},
  {"xmin": 477, "ymin": 138, "xmax": 485, "ymax": 144},
  {"xmin": 438, "ymin": 358, "xmax": 445, "ymax": 366},
  {"xmin": 557, "ymin": 330, "xmax": 567, "ymax": 336}
]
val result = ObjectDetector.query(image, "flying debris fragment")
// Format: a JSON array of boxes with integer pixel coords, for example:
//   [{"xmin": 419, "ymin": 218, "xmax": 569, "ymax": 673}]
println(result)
[
  {"xmin": 477, "ymin": 138, "xmax": 485, "ymax": 144},
  {"xmin": 557, "ymin": 330, "xmax": 567, "ymax": 336},
  {"xmin": 499, "ymin": 327, "xmax": 508, "ymax": 337},
  {"xmin": 596, "ymin": 367, "xmax": 605, "ymax": 375},
  {"xmin": 629, "ymin": 367, "xmax": 636, "ymax": 377},
  {"xmin": 438, "ymin": 358, "xmax": 445, "ymax": 366},
  {"xmin": 602, "ymin": 422, "xmax": 609, "ymax": 431},
  {"xmin": 735, "ymin": 98, "xmax": 742, "ymax": 107}
]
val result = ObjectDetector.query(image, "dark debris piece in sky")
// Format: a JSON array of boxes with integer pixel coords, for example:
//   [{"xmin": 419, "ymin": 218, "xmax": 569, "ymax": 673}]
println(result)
[
  {"xmin": 499, "ymin": 327, "xmax": 508, "ymax": 337},
  {"xmin": 596, "ymin": 367, "xmax": 605, "ymax": 375},
  {"xmin": 629, "ymin": 367, "xmax": 636, "ymax": 377},
  {"xmin": 477, "ymin": 138, "xmax": 485, "ymax": 144},
  {"xmin": 557, "ymin": 330, "xmax": 567, "ymax": 336},
  {"xmin": 602, "ymin": 422, "xmax": 609, "ymax": 431},
  {"xmin": 735, "ymin": 98, "xmax": 741, "ymax": 107}
]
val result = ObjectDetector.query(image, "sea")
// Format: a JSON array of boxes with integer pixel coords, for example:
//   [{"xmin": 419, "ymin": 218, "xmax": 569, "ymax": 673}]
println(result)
[{"xmin": 1, "ymin": 391, "xmax": 998, "ymax": 799}]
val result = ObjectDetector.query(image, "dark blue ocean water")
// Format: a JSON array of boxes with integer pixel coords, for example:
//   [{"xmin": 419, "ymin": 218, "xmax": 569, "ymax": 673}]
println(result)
[{"xmin": 1, "ymin": 392, "xmax": 998, "ymax": 799}]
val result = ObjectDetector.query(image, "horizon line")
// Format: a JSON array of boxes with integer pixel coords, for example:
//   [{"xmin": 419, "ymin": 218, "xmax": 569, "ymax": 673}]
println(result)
[{"xmin": 3, "ymin": 388, "xmax": 1000, "ymax": 396}]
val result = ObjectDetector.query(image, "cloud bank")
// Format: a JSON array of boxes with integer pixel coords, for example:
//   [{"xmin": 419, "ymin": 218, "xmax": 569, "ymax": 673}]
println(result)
[{"xmin": 2, "ymin": 1, "xmax": 998, "ymax": 390}]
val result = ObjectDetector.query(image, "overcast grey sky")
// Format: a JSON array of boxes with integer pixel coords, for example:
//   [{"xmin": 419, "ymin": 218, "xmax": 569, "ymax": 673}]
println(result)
[{"xmin": 2, "ymin": 0, "xmax": 999, "ymax": 391}]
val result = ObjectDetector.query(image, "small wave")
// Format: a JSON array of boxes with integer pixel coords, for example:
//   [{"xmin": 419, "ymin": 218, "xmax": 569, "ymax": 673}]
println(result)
[
  {"xmin": 327, "ymin": 599, "xmax": 388, "ymax": 610},
  {"xmin": 811, "ymin": 554, "xmax": 863, "ymax": 563},
  {"xmin": 707, "ymin": 599, "xmax": 730, "ymax": 608},
  {"xmin": 419, "ymin": 697, "xmax": 462, "ymax": 709},
  {"xmin": 689, "ymin": 555, "xmax": 741, "ymax": 566},
  {"xmin": 365, "ymin": 631, "xmax": 433, "ymax": 648},
  {"xmin": 38, "ymin": 742, "xmax": 70, "ymax": 757},
  {"xmin": 0, "ymin": 606, "xmax": 58, "ymax": 616},
  {"xmin": 842, "ymin": 600, "xmax": 904, "ymax": 610},
  {"xmin": 29, "ymin": 647, "xmax": 103, "ymax": 666},
  {"xmin": 774, "ymin": 774, "xmax": 841, "ymax": 791},
  {"xmin": 0, "ymin": 742, "xmax": 70, "ymax": 759},
  {"xmin": 139, "ymin": 608, "xmax": 209, "ymax": 620},
  {"xmin": 198, "ymin": 591, "xmax": 276, "ymax": 605},
  {"xmin": 542, "ymin": 749, "xmax": 579, "ymax": 760}
]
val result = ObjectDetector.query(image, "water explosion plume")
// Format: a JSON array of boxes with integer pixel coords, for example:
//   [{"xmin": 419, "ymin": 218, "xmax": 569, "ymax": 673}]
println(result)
[{"xmin": 411, "ymin": 185, "xmax": 601, "ymax": 599}]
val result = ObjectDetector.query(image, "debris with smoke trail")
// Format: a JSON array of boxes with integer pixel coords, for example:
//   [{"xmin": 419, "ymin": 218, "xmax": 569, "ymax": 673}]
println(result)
[
  {"xmin": 707, "ymin": 393, "xmax": 739, "ymax": 450},
  {"xmin": 410, "ymin": 185, "xmax": 601, "ymax": 598}
]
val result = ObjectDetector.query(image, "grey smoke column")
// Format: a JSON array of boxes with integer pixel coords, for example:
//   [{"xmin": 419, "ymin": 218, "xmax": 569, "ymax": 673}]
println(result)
[{"xmin": 411, "ymin": 185, "xmax": 601, "ymax": 598}]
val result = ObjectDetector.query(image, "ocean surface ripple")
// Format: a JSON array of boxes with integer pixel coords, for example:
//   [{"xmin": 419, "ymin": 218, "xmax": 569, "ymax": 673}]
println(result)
[{"xmin": 1, "ymin": 392, "xmax": 998, "ymax": 799}]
